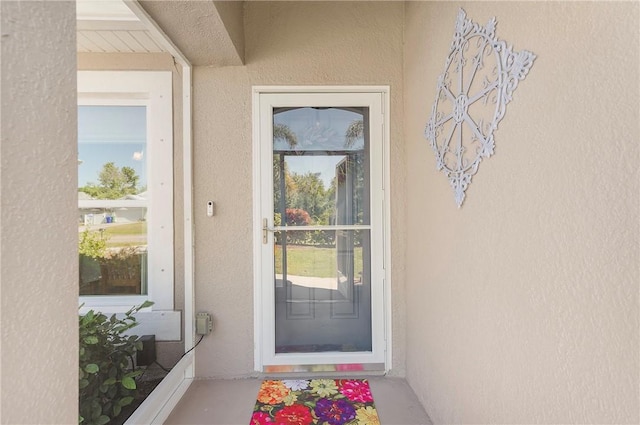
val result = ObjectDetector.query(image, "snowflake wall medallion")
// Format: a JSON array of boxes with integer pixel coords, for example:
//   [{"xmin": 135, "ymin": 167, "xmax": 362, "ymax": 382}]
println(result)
[{"xmin": 424, "ymin": 8, "xmax": 536, "ymax": 207}]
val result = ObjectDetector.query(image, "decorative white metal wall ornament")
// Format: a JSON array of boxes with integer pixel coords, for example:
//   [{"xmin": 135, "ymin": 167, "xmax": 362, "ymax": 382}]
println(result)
[{"xmin": 424, "ymin": 8, "xmax": 536, "ymax": 207}]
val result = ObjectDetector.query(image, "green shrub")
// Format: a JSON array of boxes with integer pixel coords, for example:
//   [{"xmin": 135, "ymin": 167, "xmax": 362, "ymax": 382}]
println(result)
[
  {"xmin": 79, "ymin": 228, "xmax": 108, "ymax": 259},
  {"xmin": 79, "ymin": 301, "xmax": 153, "ymax": 425}
]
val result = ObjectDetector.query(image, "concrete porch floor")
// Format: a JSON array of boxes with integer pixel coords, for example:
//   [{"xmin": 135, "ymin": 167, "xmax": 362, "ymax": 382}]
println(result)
[{"xmin": 164, "ymin": 377, "xmax": 432, "ymax": 424}]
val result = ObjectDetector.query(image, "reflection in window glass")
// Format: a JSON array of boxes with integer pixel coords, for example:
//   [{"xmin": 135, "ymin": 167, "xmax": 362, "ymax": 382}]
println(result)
[
  {"xmin": 271, "ymin": 106, "xmax": 372, "ymax": 355},
  {"xmin": 78, "ymin": 106, "xmax": 147, "ymax": 199},
  {"xmin": 273, "ymin": 107, "xmax": 369, "ymax": 227},
  {"xmin": 78, "ymin": 106, "xmax": 148, "ymax": 295},
  {"xmin": 274, "ymin": 229, "xmax": 371, "ymax": 353}
]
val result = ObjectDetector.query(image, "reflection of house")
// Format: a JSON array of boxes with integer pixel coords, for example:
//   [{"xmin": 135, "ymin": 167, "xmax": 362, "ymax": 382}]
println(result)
[
  {"xmin": 3, "ymin": 2, "xmax": 638, "ymax": 425},
  {"xmin": 79, "ymin": 191, "xmax": 147, "ymax": 225},
  {"xmin": 116, "ymin": 191, "xmax": 147, "ymax": 223},
  {"xmin": 78, "ymin": 191, "xmax": 99, "ymax": 225}
]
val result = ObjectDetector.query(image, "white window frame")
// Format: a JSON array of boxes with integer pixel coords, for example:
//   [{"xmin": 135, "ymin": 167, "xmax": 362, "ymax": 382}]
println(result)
[
  {"xmin": 252, "ymin": 86, "xmax": 392, "ymax": 372},
  {"xmin": 78, "ymin": 71, "xmax": 174, "ymax": 316}
]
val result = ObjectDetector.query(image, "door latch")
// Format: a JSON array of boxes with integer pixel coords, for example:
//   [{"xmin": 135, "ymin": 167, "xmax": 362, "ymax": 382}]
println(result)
[{"xmin": 262, "ymin": 218, "xmax": 274, "ymax": 244}]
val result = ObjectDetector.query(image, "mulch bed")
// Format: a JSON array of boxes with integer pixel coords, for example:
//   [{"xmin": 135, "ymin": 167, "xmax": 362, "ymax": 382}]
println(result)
[{"xmin": 111, "ymin": 365, "xmax": 168, "ymax": 425}]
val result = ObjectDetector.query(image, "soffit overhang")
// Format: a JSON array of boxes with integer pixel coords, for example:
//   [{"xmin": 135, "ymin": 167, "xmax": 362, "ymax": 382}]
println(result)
[{"xmin": 77, "ymin": 0, "xmax": 245, "ymax": 67}]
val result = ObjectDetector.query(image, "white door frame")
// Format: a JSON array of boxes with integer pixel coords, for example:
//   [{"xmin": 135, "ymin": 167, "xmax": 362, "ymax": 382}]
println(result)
[{"xmin": 252, "ymin": 86, "xmax": 392, "ymax": 372}]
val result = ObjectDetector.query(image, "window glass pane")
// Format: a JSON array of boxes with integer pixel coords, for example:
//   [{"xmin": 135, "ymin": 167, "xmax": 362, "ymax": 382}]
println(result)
[
  {"xmin": 273, "ymin": 107, "xmax": 369, "ymax": 226},
  {"xmin": 78, "ymin": 106, "xmax": 147, "ymax": 199},
  {"xmin": 274, "ymin": 229, "xmax": 372, "ymax": 354},
  {"xmin": 78, "ymin": 105, "xmax": 148, "ymax": 295}
]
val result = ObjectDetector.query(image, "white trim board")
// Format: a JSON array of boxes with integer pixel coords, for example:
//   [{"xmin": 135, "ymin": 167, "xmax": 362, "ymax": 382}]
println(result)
[{"xmin": 124, "ymin": 353, "xmax": 194, "ymax": 425}]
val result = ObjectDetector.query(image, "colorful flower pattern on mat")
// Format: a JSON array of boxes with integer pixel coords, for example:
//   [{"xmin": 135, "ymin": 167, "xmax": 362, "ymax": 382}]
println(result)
[
  {"xmin": 314, "ymin": 398, "xmax": 356, "ymax": 425},
  {"xmin": 274, "ymin": 404, "xmax": 314, "ymax": 425},
  {"xmin": 283, "ymin": 380, "xmax": 310, "ymax": 391},
  {"xmin": 252, "ymin": 379, "xmax": 380, "ymax": 425},
  {"xmin": 338, "ymin": 380, "xmax": 373, "ymax": 403},
  {"xmin": 252, "ymin": 411, "xmax": 274, "ymax": 425},
  {"xmin": 258, "ymin": 380, "xmax": 291, "ymax": 405},
  {"xmin": 355, "ymin": 407, "xmax": 380, "ymax": 425},
  {"xmin": 310, "ymin": 379, "xmax": 339, "ymax": 397}
]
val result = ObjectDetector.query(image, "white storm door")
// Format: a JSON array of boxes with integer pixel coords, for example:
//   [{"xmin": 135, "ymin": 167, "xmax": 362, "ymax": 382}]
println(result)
[{"xmin": 254, "ymin": 88, "xmax": 388, "ymax": 371}]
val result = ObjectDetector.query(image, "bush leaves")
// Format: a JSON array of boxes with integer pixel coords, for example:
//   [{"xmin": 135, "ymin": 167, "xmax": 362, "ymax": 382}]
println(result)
[
  {"xmin": 121, "ymin": 377, "xmax": 136, "ymax": 390},
  {"xmin": 84, "ymin": 364, "xmax": 99, "ymax": 374},
  {"xmin": 79, "ymin": 302, "xmax": 153, "ymax": 425}
]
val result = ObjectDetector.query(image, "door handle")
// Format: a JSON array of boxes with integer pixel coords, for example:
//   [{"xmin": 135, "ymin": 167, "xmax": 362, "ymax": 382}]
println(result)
[{"xmin": 262, "ymin": 218, "xmax": 275, "ymax": 244}]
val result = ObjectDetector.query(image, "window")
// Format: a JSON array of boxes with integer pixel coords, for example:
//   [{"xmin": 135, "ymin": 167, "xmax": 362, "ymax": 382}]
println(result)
[
  {"xmin": 78, "ymin": 105, "xmax": 149, "ymax": 296},
  {"xmin": 78, "ymin": 71, "xmax": 173, "ymax": 312}
]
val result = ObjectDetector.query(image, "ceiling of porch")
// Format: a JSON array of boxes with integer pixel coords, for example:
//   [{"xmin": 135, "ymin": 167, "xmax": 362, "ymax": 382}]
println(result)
[{"xmin": 76, "ymin": 0, "xmax": 245, "ymax": 66}]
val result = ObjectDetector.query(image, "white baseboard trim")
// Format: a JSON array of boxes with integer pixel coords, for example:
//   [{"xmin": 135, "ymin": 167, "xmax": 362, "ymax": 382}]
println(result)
[{"xmin": 125, "ymin": 352, "xmax": 194, "ymax": 425}]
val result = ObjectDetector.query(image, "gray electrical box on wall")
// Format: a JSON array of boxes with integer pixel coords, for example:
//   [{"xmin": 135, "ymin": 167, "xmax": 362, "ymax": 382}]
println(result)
[{"xmin": 196, "ymin": 312, "xmax": 213, "ymax": 335}]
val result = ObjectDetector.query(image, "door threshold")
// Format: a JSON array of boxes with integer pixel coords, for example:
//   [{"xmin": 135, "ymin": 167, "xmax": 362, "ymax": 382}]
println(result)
[
  {"xmin": 260, "ymin": 370, "xmax": 386, "ymax": 380},
  {"xmin": 262, "ymin": 363, "xmax": 385, "ymax": 374}
]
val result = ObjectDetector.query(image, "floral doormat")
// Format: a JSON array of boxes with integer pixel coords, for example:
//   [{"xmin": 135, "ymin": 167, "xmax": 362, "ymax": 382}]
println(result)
[{"xmin": 251, "ymin": 379, "xmax": 381, "ymax": 425}]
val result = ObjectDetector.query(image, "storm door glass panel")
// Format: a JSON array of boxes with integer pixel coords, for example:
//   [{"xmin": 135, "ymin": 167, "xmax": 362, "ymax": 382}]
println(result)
[
  {"xmin": 78, "ymin": 105, "xmax": 148, "ymax": 296},
  {"xmin": 273, "ymin": 107, "xmax": 371, "ymax": 354}
]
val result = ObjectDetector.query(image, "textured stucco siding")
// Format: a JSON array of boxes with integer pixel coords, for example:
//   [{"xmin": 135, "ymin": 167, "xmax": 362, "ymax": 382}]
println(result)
[
  {"xmin": 403, "ymin": 2, "xmax": 639, "ymax": 423},
  {"xmin": 1, "ymin": 2, "xmax": 78, "ymax": 423}
]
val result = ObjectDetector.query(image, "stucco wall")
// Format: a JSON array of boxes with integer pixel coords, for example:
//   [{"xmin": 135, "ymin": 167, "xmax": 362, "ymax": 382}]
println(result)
[
  {"xmin": 0, "ymin": 2, "xmax": 78, "ymax": 423},
  {"xmin": 192, "ymin": 1, "xmax": 405, "ymax": 377},
  {"xmin": 404, "ymin": 2, "xmax": 639, "ymax": 423},
  {"xmin": 77, "ymin": 52, "xmax": 186, "ymax": 367}
]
